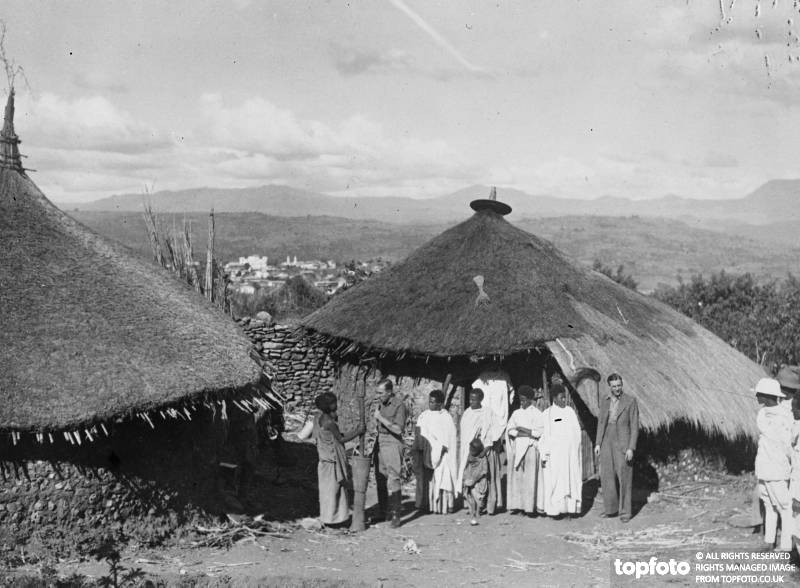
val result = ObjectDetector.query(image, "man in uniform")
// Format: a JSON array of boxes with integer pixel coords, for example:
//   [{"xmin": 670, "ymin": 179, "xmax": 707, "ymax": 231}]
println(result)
[
  {"xmin": 595, "ymin": 373, "xmax": 639, "ymax": 522},
  {"xmin": 373, "ymin": 378, "xmax": 408, "ymax": 527}
]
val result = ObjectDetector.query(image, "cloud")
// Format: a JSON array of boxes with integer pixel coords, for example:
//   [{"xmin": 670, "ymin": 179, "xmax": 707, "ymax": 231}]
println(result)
[
  {"xmin": 654, "ymin": 43, "xmax": 800, "ymax": 107},
  {"xmin": 193, "ymin": 94, "xmax": 476, "ymax": 195},
  {"xmin": 702, "ymin": 151, "xmax": 739, "ymax": 168},
  {"xmin": 491, "ymin": 151, "xmax": 767, "ymax": 201},
  {"xmin": 72, "ymin": 72, "xmax": 129, "ymax": 94},
  {"xmin": 17, "ymin": 87, "xmax": 785, "ymax": 206},
  {"xmin": 330, "ymin": 43, "xmax": 493, "ymax": 81},
  {"xmin": 19, "ymin": 93, "xmax": 171, "ymax": 154},
  {"xmin": 331, "ymin": 44, "xmax": 416, "ymax": 76},
  {"xmin": 17, "ymin": 90, "xmax": 488, "ymax": 201}
]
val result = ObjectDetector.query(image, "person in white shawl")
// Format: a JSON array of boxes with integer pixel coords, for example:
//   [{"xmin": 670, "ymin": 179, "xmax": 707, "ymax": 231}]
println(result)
[
  {"xmin": 470, "ymin": 370, "xmax": 511, "ymax": 514},
  {"xmin": 789, "ymin": 398, "xmax": 800, "ymax": 555},
  {"xmin": 506, "ymin": 385, "xmax": 545, "ymax": 515},
  {"xmin": 538, "ymin": 383, "xmax": 582, "ymax": 516},
  {"xmin": 416, "ymin": 389, "xmax": 458, "ymax": 513},
  {"xmin": 472, "ymin": 367, "xmax": 512, "ymax": 434},
  {"xmin": 754, "ymin": 377, "xmax": 793, "ymax": 551},
  {"xmin": 457, "ymin": 388, "xmax": 495, "ymax": 500},
  {"xmin": 776, "ymin": 366, "xmax": 800, "ymax": 555}
]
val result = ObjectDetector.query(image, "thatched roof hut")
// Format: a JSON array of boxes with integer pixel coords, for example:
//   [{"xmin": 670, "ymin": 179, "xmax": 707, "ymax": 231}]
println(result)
[
  {"xmin": 302, "ymin": 192, "xmax": 765, "ymax": 439},
  {"xmin": 0, "ymin": 89, "xmax": 263, "ymax": 435}
]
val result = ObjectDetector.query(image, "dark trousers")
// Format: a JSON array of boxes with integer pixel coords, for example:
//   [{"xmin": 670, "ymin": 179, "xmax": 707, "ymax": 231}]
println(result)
[
  {"xmin": 412, "ymin": 448, "xmax": 431, "ymax": 511},
  {"xmin": 374, "ymin": 438, "xmax": 403, "ymax": 515},
  {"xmin": 599, "ymin": 437, "xmax": 633, "ymax": 518},
  {"xmin": 486, "ymin": 443, "xmax": 504, "ymax": 514}
]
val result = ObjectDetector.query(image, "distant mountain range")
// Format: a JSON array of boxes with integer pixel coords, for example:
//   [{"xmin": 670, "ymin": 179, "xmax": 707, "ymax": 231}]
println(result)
[
  {"xmin": 59, "ymin": 179, "xmax": 800, "ymax": 228},
  {"xmin": 69, "ymin": 211, "xmax": 800, "ymax": 292}
]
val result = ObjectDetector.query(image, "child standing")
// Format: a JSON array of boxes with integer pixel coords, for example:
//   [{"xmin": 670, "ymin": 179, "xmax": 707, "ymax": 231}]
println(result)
[{"xmin": 463, "ymin": 438, "xmax": 488, "ymax": 526}]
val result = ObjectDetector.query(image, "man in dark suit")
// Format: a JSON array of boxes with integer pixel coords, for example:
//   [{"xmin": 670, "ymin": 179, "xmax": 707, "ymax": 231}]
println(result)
[{"xmin": 594, "ymin": 373, "xmax": 639, "ymax": 522}]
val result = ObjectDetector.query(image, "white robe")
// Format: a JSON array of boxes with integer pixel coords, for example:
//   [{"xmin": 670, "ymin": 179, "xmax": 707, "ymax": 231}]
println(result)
[
  {"xmin": 790, "ymin": 421, "xmax": 800, "ymax": 498},
  {"xmin": 790, "ymin": 420, "xmax": 800, "ymax": 547},
  {"xmin": 417, "ymin": 409, "xmax": 458, "ymax": 512},
  {"xmin": 755, "ymin": 404, "xmax": 792, "ymax": 482},
  {"xmin": 456, "ymin": 406, "xmax": 495, "ymax": 496},
  {"xmin": 472, "ymin": 371, "xmax": 511, "ymax": 442},
  {"xmin": 538, "ymin": 403, "xmax": 582, "ymax": 516},
  {"xmin": 506, "ymin": 405, "xmax": 545, "ymax": 513},
  {"xmin": 506, "ymin": 405, "xmax": 545, "ymax": 469}
]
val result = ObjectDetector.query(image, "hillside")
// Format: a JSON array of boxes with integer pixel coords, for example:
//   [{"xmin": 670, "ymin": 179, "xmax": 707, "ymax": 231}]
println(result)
[
  {"xmin": 59, "ymin": 179, "xmax": 800, "ymax": 227},
  {"xmin": 61, "ymin": 185, "xmax": 457, "ymax": 225},
  {"xmin": 68, "ymin": 210, "xmax": 799, "ymax": 292},
  {"xmin": 67, "ymin": 211, "xmax": 441, "ymax": 265}
]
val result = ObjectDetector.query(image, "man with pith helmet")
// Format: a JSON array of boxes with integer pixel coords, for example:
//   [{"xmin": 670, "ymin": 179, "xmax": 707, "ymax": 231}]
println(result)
[{"xmin": 754, "ymin": 376, "xmax": 793, "ymax": 552}]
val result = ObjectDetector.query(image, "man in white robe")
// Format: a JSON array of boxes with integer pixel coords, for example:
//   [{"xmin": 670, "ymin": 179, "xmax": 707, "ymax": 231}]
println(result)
[
  {"xmin": 472, "ymin": 368, "xmax": 512, "ymax": 430},
  {"xmin": 471, "ymin": 368, "xmax": 512, "ymax": 514},
  {"xmin": 506, "ymin": 385, "xmax": 545, "ymax": 514},
  {"xmin": 417, "ymin": 389, "xmax": 459, "ymax": 513},
  {"xmin": 538, "ymin": 383, "xmax": 582, "ymax": 516},
  {"xmin": 456, "ymin": 388, "xmax": 495, "ymax": 499}
]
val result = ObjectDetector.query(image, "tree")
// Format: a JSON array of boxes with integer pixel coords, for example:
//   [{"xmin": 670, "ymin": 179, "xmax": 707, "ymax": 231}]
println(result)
[
  {"xmin": 592, "ymin": 259, "xmax": 638, "ymax": 291},
  {"xmin": 654, "ymin": 271, "xmax": 800, "ymax": 368}
]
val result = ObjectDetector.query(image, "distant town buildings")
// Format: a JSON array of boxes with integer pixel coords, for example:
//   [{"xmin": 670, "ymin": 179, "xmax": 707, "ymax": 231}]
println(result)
[{"xmin": 224, "ymin": 254, "xmax": 388, "ymax": 296}]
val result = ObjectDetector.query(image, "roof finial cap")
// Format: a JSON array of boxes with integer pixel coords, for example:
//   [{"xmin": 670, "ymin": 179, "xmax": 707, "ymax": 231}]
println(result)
[
  {"xmin": 470, "ymin": 186, "xmax": 511, "ymax": 215},
  {"xmin": 1, "ymin": 88, "xmax": 23, "ymax": 171}
]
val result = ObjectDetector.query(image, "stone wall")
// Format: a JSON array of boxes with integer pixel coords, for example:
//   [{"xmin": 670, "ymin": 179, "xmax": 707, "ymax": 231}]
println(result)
[
  {"xmin": 0, "ymin": 409, "xmax": 231, "ymax": 558},
  {"xmin": 237, "ymin": 317, "xmax": 472, "ymax": 435},
  {"xmin": 239, "ymin": 318, "xmax": 336, "ymax": 415}
]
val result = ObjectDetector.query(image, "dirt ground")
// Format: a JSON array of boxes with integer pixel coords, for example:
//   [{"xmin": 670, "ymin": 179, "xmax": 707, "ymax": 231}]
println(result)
[{"xmin": 3, "ymin": 441, "xmax": 795, "ymax": 588}]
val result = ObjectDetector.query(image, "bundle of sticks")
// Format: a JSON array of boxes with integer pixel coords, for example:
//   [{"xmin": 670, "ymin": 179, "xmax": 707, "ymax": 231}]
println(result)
[{"xmin": 193, "ymin": 516, "xmax": 293, "ymax": 548}]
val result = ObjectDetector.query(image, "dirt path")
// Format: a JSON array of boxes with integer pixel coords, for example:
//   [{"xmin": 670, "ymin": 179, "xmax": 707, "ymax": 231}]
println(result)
[
  {"xmin": 36, "ymin": 477, "xmax": 774, "ymax": 587},
  {"xmin": 2, "ymin": 442, "xmax": 788, "ymax": 587}
]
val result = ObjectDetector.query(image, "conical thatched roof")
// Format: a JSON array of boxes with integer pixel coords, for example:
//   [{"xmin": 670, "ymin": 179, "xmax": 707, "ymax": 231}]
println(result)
[
  {"xmin": 0, "ymin": 92, "xmax": 261, "ymax": 433},
  {"xmin": 302, "ymin": 199, "xmax": 765, "ymax": 439}
]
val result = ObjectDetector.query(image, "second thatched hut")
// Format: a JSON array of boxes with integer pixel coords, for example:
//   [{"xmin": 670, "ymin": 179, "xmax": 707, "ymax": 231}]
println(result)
[{"xmin": 301, "ymin": 191, "xmax": 765, "ymax": 476}]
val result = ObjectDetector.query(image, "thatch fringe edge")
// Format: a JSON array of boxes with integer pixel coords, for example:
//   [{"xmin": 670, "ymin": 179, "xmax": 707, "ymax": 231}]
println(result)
[
  {"xmin": 297, "ymin": 326, "xmax": 551, "ymax": 366},
  {"xmin": 0, "ymin": 378, "xmax": 285, "ymax": 445}
]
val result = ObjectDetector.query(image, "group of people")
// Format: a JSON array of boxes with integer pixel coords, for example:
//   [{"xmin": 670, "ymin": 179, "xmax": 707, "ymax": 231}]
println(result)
[
  {"xmin": 440, "ymin": 379, "xmax": 584, "ymax": 525},
  {"xmin": 753, "ymin": 365, "xmax": 800, "ymax": 553},
  {"xmin": 302, "ymin": 378, "xmax": 408, "ymax": 528},
  {"xmin": 415, "ymin": 371, "xmax": 639, "ymax": 525},
  {"xmin": 306, "ymin": 370, "xmax": 640, "ymax": 528}
]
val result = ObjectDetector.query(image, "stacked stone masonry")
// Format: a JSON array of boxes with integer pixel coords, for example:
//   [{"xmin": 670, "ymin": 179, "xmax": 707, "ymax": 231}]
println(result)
[
  {"xmin": 239, "ymin": 318, "xmax": 336, "ymax": 415},
  {"xmin": 0, "ymin": 414, "xmax": 225, "ymax": 557}
]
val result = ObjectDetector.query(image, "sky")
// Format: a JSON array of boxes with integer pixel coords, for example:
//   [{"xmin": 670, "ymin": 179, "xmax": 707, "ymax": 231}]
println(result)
[{"xmin": 3, "ymin": 0, "xmax": 800, "ymax": 203}]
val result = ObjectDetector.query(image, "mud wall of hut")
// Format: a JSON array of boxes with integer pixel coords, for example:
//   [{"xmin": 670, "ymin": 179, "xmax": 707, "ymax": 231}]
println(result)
[
  {"xmin": 0, "ymin": 410, "xmax": 233, "ymax": 557},
  {"xmin": 240, "ymin": 318, "xmax": 336, "ymax": 414}
]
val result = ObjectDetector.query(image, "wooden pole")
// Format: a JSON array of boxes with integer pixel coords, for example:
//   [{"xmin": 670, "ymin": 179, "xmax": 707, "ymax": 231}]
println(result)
[
  {"xmin": 183, "ymin": 218, "xmax": 202, "ymax": 293},
  {"xmin": 442, "ymin": 373, "xmax": 455, "ymax": 410},
  {"xmin": 350, "ymin": 369, "xmax": 369, "ymax": 532},
  {"xmin": 358, "ymin": 372, "xmax": 367, "ymax": 454},
  {"xmin": 204, "ymin": 208, "xmax": 215, "ymax": 301},
  {"xmin": 542, "ymin": 367, "xmax": 550, "ymax": 406}
]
